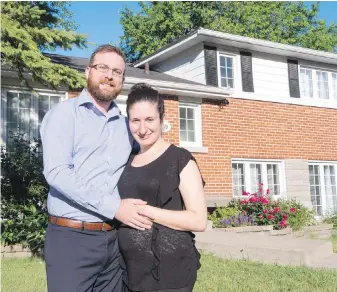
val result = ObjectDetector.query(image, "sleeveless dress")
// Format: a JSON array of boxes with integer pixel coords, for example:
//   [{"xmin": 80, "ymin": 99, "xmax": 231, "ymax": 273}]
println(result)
[{"xmin": 117, "ymin": 144, "xmax": 202, "ymax": 292}]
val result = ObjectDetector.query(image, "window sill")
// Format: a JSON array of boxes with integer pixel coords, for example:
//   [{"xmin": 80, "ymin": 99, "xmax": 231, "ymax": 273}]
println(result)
[{"xmin": 180, "ymin": 145, "xmax": 208, "ymax": 153}]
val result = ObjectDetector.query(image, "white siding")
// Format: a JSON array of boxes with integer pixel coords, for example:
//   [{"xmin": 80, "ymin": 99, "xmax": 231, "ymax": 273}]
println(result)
[
  {"xmin": 250, "ymin": 52, "xmax": 290, "ymax": 98},
  {"xmin": 153, "ymin": 44, "xmax": 206, "ymax": 84}
]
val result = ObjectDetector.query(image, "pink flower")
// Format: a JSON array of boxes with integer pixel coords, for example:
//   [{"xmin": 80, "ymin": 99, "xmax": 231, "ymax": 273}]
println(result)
[
  {"xmin": 263, "ymin": 209, "xmax": 268, "ymax": 214},
  {"xmin": 249, "ymin": 197, "xmax": 258, "ymax": 203},
  {"xmin": 259, "ymin": 215, "xmax": 264, "ymax": 219},
  {"xmin": 242, "ymin": 191, "xmax": 249, "ymax": 196},
  {"xmin": 290, "ymin": 208, "xmax": 296, "ymax": 213},
  {"xmin": 242, "ymin": 210, "xmax": 247, "ymax": 215},
  {"xmin": 240, "ymin": 200, "xmax": 248, "ymax": 205},
  {"xmin": 280, "ymin": 221, "xmax": 288, "ymax": 228},
  {"xmin": 259, "ymin": 183, "xmax": 264, "ymax": 186},
  {"xmin": 273, "ymin": 207, "xmax": 280, "ymax": 213},
  {"xmin": 266, "ymin": 189, "xmax": 270, "ymax": 195},
  {"xmin": 267, "ymin": 214, "xmax": 274, "ymax": 220},
  {"xmin": 283, "ymin": 214, "xmax": 289, "ymax": 220}
]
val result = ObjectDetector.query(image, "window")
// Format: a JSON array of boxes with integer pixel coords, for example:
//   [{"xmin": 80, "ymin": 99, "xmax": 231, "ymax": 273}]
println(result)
[
  {"xmin": 2, "ymin": 90, "xmax": 62, "ymax": 149},
  {"xmin": 332, "ymin": 73, "xmax": 337, "ymax": 99},
  {"xmin": 300, "ymin": 67, "xmax": 337, "ymax": 100},
  {"xmin": 179, "ymin": 103, "xmax": 202, "ymax": 147},
  {"xmin": 232, "ymin": 160, "xmax": 284, "ymax": 197},
  {"xmin": 218, "ymin": 54, "xmax": 234, "ymax": 89},
  {"xmin": 309, "ymin": 162, "xmax": 337, "ymax": 216}
]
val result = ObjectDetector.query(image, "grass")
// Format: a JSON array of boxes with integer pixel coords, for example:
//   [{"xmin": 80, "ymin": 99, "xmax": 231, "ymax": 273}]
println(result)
[
  {"xmin": 332, "ymin": 234, "xmax": 337, "ymax": 253},
  {"xmin": 2, "ymin": 254, "xmax": 337, "ymax": 292}
]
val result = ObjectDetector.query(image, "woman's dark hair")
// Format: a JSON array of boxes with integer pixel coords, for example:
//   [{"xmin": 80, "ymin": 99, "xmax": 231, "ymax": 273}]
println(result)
[{"xmin": 126, "ymin": 83, "xmax": 165, "ymax": 122}]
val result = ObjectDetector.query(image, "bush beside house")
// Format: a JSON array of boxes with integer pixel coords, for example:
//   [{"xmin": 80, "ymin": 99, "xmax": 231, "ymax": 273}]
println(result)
[{"xmin": 1, "ymin": 135, "xmax": 48, "ymax": 255}]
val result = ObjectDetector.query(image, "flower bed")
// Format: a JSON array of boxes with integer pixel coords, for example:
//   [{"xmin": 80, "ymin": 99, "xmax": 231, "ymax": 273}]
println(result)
[{"xmin": 208, "ymin": 184, "xmax": 316, "ymax": 231}]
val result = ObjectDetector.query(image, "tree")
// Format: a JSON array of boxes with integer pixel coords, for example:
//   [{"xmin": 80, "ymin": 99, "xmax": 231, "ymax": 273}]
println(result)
[
  {"xmin": 120, "ymin": 1, "xmax": 337, "ymax": 62},
  {"xmin": 1, "ymin": 1, "xmax": 87, "ymax": 89}
]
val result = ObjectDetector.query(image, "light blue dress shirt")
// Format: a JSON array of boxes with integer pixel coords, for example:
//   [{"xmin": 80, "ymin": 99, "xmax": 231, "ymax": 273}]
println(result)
[{"xmin": 40, "ymin": 89, "xmax": 133, "ymax": 222}]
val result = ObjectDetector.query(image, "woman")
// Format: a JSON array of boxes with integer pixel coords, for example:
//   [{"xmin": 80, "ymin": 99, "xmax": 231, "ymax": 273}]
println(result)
[{"xmin": 117, "ymin": 83, "xmax": 207, "ymax": 292}]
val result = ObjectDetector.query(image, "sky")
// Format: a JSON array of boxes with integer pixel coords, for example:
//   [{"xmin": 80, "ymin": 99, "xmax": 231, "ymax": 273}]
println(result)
[{"xmin": 52, "ymin": 1, "xmax": 337, "ymax": 59}]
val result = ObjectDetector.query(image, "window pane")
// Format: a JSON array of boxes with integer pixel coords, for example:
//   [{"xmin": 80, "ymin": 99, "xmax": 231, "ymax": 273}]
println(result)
[
  {"xmin": 39, "ymin": 96, "xmax": 50, "ymax": 111},
  {"xmin": 7, "ymin": 107, "xmax": 18, "ymax": 123},
  {"xmin": 38, "ymin": 110, "xmax": 47, "ymax": 124},
  {"xmin": 227, "ymin": 57, "xmax": 233, "ymax": 68},
  {"xmin": 220, "ymin": 67, "xmax": 227, "ymax": 78},
  {"xmin": 180, "ymin": 119, "xmax": 186, "ymax": 131},
  {"xmin": 300, "ymin": 68, "xmax": 313, "ymax": 98},
  {"xmin": 332, "ymin": 73, "xmax": 337, "ymax": 99},
  {"xmin": 19, "ymin": 93, "xmax": 31, "ymax": 108},
  {"xmin": 221, "ymin": 78, "xmax": 228, "ymax": 88},
  {"xmin": 50, "ymin": 96, "xmax": 60, "ymax": 108},
  {"xmin": 220, "ymin": 56, "xmax": 226, "ymax": 67},
  {"xmin": 232, "ymin": 163, "xmax": 245, "ymax": 196},
  {"xmin": 228, "ymin": 79, "xmax": 234, "ymax": 88},
  {"xmin": 187, "ymin": 108, "xmax": 194, "ymax": 119},
  {"xmin": 187, "ymin": 120, "xmax": 195, "ymax": 131},
  {"xmin": 227, "ymin": 68, "xmax": 233, "ymax": 78},
  {"xmin": 316, "ymin": 71, "xmax": 329, "ymax": 99},
  {"xmin": 7, "ymin": 92, "xmax": 19, "ymax": 108},
  {"xmin": 179, "ymin": 107, "xmax": 186, "ymax": 119},
  {"xmin": 7, "ymin": 123, "xmax": 18, "ymax": 137},
  {"xmin": 180, "ymin": 130, "xmax": 187, "ymax": 142},
  {"xmin": 187, "ymin": 131, "xmax": 195, "ymax": 142},
  {"xmin": 250, "ymin": 164, "xmax": 262, "ymax": 193}
]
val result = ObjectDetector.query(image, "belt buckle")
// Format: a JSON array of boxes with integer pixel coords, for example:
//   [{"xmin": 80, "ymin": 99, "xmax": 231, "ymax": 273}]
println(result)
[{"xmin": 101, "ymin": 222, "xmax": 107, "ymax": 231}]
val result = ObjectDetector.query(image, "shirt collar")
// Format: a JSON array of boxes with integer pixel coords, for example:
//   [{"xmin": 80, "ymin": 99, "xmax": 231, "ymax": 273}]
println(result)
[{"xmin": 77, "ymin": 89, "xmax": 121, "ymax": 118}]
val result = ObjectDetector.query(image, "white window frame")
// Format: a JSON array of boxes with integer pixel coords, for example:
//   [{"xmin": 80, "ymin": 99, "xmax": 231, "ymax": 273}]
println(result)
[
  {"xmin": 1, "ymin": 87, "xmax": 65, "ymax": 147},
  {"xmin": 178, "ymin": 102, "xmax": 202, "ymax": 148},
  {"xmin": 299, "ymin": 66, "xmax": 337, "ymax": 101},
  {"xmin": 217, "ymin": 52, "xmax": 236, "ymax": 90},
  {"xmin": 308, "ymin": 161, "xmax": 337, "ymax": 217},
  {"xmin": 232, "ymin": 159, "xmax": 286, "ymax": 198}
]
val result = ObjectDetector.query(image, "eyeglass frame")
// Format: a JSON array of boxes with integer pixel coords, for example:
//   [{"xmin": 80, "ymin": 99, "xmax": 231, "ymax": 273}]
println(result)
[{"xmin": 89, "ymin": 63, "xmax": 125, "ymax": 78}]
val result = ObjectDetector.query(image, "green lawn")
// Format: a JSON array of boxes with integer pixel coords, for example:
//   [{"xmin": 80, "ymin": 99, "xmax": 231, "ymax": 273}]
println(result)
[
  {"xmin": 2, "ymin": 253, "xmax": 337, "ymax": 292},
  {"xmin": 332, "ymin": 234, "xmax": 337, "ymax": 253}
]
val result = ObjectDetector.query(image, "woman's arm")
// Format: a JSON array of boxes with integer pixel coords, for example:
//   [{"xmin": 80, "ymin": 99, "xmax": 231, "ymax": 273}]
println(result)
[{"xmin": 137, "ymin": 160, "xmax": 207, "ymax": 232}]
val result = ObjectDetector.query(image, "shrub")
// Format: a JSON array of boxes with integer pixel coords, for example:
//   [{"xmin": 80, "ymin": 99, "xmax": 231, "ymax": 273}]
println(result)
[
  {"xmin": 323, "ymin": 213, "xmax": 337, "ymax": 230},
  {"xmin": 1, "ymin": 135, "xmax": 48, "ymax": 254},
  {"xmin": 208, "ymin": 205, "xmax": 240, "ymax": 228},
  {"xmin": 278, "ymin": 199, "xmax": 316, "ymax": 231}
]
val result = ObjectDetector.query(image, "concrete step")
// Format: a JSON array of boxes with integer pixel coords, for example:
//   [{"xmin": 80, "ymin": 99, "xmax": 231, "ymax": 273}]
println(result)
[
  {"xmin": 308, "ymin": 254, "xmax": 337, "ymax": 269},
  {"xmin": 195, "ymin": 231, "xmax": 333, "ymax": 268}
]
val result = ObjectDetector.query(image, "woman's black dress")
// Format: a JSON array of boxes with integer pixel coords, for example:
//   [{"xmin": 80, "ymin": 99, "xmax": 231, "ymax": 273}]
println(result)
[{"xmin": 117, "ymin": 144, "xmax": 201, "ymax": 292}]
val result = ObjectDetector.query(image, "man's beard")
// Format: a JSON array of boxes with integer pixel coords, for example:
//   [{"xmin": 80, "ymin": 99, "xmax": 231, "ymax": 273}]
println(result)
[{"xmin": 87, "ymin": 77, "xmax": 122, "ymax": 102}]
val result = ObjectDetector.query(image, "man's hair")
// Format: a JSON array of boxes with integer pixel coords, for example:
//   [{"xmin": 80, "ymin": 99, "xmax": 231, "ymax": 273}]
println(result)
[{"xmin": 89, "ymin": 44, "xmax": 126, "ymax": 66}]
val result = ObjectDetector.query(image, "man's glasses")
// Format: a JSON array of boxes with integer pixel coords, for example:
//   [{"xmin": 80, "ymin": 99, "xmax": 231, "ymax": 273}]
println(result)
[{"xmin": 90, "ymin": 64, "xmax": 124, "ymax": 78}]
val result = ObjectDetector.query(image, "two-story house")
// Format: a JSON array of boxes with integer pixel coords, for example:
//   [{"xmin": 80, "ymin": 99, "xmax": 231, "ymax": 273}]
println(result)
[{"xmin": 1, "ymin": 28, "xmax": 336, "ymax": 216}]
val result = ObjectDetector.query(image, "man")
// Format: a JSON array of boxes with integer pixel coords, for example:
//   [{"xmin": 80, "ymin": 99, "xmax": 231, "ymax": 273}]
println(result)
[{"xmin": 40, "ymin": 45, "xmax": 152, "ymax": 292}]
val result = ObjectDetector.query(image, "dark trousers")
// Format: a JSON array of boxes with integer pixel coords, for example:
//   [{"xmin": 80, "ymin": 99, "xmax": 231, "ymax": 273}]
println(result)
[
  {"xmin": 44, "ymin": 222, "xmax": 124, "ymax": 292},
  {"xmin": 125, "ymin": 287, "xmax": 194, "ymax": 292}
]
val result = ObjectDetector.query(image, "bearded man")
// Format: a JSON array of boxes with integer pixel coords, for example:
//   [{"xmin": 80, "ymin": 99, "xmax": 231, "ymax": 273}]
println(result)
[{"xmin": 40, "ymin": 45, "xmax": 152, "ymax": 292}]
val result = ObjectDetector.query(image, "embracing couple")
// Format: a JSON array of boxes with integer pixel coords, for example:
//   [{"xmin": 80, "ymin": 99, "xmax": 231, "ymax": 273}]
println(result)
[{"xmin": 40, "ymin": 44, "xmax": 207, "ymax": 292}]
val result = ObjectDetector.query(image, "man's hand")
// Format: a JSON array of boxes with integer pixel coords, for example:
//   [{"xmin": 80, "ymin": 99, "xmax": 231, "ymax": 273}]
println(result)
[{"xmin": 115, "ymin": 199, "xmax": 153, "ymax": 230}]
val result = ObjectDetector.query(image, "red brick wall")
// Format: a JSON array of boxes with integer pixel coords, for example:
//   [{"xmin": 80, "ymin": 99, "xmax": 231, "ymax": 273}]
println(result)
[{"xmin": 163, "ymin": 97, "xmax": 337, "ymax": 197}]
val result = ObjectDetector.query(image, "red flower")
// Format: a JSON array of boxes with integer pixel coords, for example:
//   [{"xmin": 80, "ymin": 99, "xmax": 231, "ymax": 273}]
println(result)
[
  {"xmin": 260, "ymin": 197, "xmax": 269, "ymax": 205},
  {"xmin": 267, "ymin": 214, "xmax": 274, "ymax": 220},
  {"xmin": 259, "ymin": 183, "xmax": 264, "ymax": 186},
  {"xmin": 290, "ymin": 208, "xmax": 296, "ymax": 213},
  {"xmin": 263, "ymin": 209, "xmax": 268, "ymax": 214},
  {"xmin": 280, "ymin": 221, "xmax": 288, "ymax": 228},
  {"xmin": 240, "ymin": 200, "xmax": 248, "ymax": 205},
  {"xmin": 242, "ymin": 191, "xmax": 249, "ymax": 196},
  {"xmin": 283, "ymin": 214, "xmax": 289, "ymax": 220},
  {"xmin": 249, "ymin": 197, "xmax": 258, "ymax": 203},
  {"xmin": 266, "ymin": 189, "xmax": 270, "ymax": 195},
  {"xmin": 273, "ymin": 207, "xmax": 280, "ymax": 213}
]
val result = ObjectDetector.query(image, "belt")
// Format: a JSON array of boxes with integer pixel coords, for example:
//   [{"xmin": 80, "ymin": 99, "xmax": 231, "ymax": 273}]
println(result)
[{"xmin": 49, "ymin": 216, "xmax": 115, "ymax": 231}]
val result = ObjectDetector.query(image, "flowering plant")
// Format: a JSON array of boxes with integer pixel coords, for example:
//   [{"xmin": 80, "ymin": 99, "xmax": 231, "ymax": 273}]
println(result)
[{"xmin": 220, "ymin": 212, "xmax": 254, "ymax": 228}]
